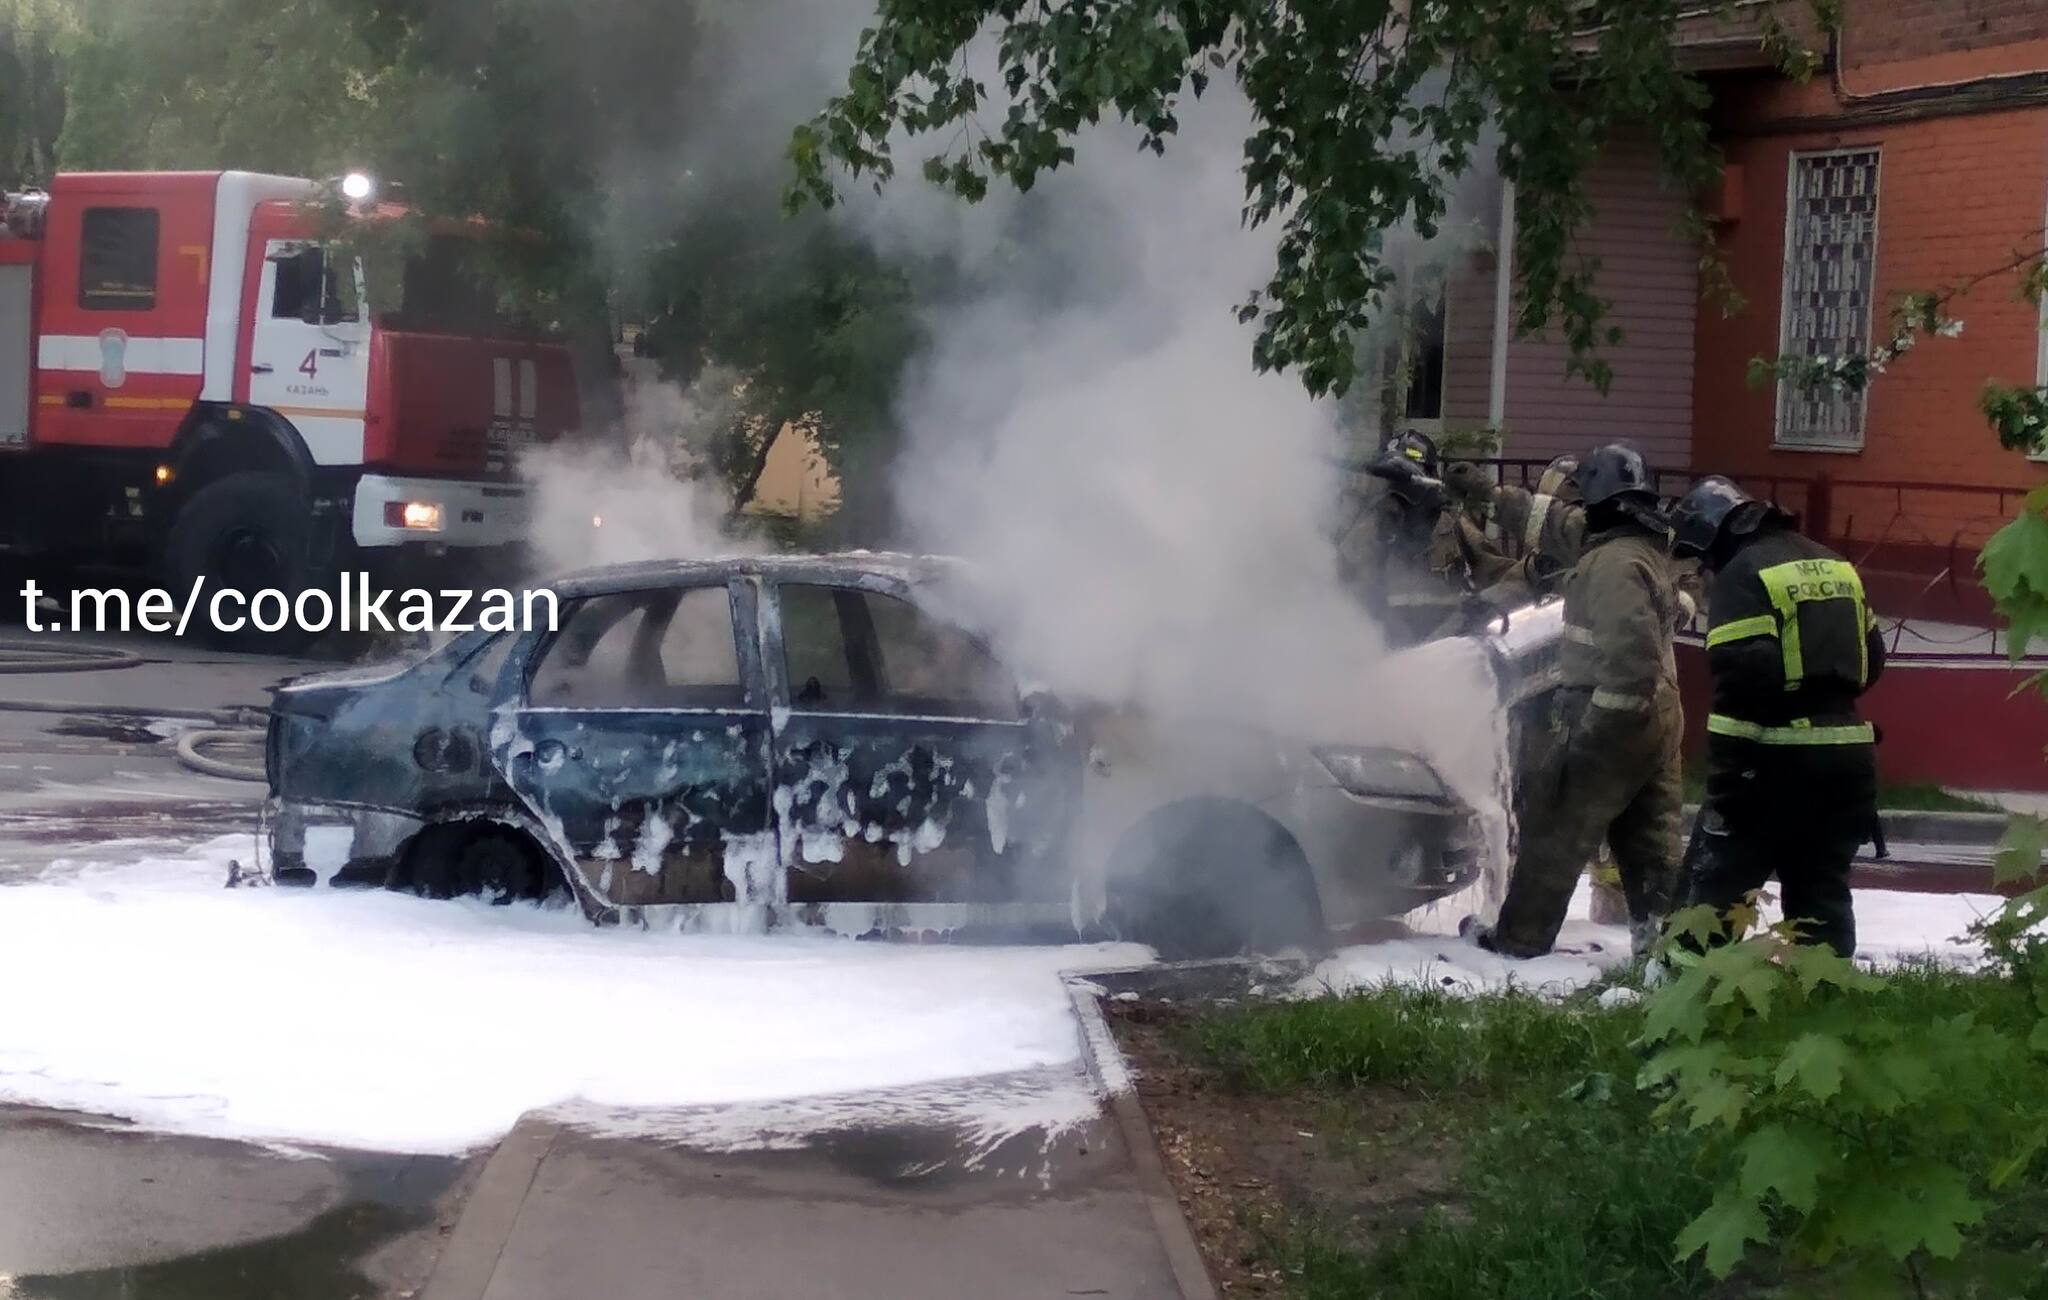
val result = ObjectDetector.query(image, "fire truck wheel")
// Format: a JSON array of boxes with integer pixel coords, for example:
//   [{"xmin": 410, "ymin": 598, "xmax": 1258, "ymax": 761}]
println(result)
[{"xmin": 167, "ymin": 471, "xmax": 327, "ymax": 654}]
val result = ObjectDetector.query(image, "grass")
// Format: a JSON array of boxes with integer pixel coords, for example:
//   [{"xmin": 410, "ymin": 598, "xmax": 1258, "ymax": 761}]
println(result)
[
  {"xmin": 1681, "ymin": 764, "xmax": 2003, "ymax": 814},
  {"xmin": 1180, "ymin": 967, "xmax": 2048, "ymax": 1300}
]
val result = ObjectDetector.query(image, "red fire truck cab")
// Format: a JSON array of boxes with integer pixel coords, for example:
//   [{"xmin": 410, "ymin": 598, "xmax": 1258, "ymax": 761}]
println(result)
[{"xmin": 0, "ymin": 170, "xmax": 577, "ymax": 645}]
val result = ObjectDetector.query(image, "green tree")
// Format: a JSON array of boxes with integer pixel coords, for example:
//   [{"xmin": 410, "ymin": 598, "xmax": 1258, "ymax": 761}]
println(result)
[
  {"xmin": 0, "ymin": 0, "xmax": 75, "ymax": 184},
  {"xmin": 789, "ymin": 0, "xmax": 1829, "ymax": 399}
]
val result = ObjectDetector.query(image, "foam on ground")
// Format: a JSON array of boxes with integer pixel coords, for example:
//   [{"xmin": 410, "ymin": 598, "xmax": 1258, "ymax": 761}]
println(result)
[
  {"xmin": 1304, "ymin": 878, "xmax": 2019, "ymax": 997},
  {"xmin": 0, "ymin": 837, "xmax": 1146, "ymax": 1155}
]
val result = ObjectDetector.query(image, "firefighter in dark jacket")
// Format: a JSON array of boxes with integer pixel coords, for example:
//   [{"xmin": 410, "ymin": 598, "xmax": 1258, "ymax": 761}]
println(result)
[
  {"xmin": 1339, "ymin": 432, "xmax": 1465, "ymax": 647},
  {"xmin": 1670, "ymin": 477, "xmax": 1884, "ymax": 957},
  {"xmin": 1470, "ymin": 443, "xmax": 1685, "ymax": 958}
]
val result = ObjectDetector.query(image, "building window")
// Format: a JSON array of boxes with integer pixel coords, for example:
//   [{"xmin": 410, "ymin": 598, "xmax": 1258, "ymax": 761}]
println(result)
[
  {"xmin": 1775, "ymin": 149, "xmax": 1881, "ymax": 451},
  {"xmin": 1403, "ymin": 291, "xmax": 1447, "ymax": 425},
  {"xmin": 78, "ymin": 207, "xmax": 160, "ymax": 311}
]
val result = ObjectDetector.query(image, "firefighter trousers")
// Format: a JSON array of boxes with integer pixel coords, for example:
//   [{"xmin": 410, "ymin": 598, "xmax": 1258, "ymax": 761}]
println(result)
[
  {"xmin": 1492, "ymin": 689, "xmax": 1685, "ymax": 957},
  {"xmin": 1676, "ymin": 738, "xmax": 1876, "ymax": 958}
]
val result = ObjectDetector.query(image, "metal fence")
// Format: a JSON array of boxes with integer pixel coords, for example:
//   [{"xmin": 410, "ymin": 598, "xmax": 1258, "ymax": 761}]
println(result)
[{"xmin": 1435, "ymin": 459, "xmax": 2040, "ymax": 663}]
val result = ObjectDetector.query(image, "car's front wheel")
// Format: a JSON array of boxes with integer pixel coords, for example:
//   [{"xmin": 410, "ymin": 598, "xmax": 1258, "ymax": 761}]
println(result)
[{"xmin": 1104, "ymin": 798, "xmax": 1325, "ymax": 960}]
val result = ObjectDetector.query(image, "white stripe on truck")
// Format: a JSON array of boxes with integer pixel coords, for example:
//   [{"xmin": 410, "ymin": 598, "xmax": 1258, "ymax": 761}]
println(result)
[{"xmin": 38, "ymin": 334, "xmax": 205, "ymax": 376}]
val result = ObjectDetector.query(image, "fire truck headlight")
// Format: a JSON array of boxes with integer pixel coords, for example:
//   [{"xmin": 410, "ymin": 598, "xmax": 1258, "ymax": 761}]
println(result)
[
  {"xmin": 341, "ymin": 171, "xmax": 376, "ymax": 202},
  {"xmin": 384, "ymin": 500, "xmax": 444, "ymax": 532}
]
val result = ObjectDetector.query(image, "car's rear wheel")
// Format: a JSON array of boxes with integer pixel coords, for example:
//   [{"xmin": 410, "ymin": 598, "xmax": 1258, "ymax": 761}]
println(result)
[
  {"xmin": 1104, "ymin": 799, "xmax": 1325, "ymax": 960},
  {"xmin": 403, "ymin": 824, "xmax": 553, "ymax": 904}
]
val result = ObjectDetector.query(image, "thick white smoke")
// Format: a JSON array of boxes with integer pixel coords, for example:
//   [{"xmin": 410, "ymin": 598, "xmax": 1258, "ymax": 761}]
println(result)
[
  {"xmin": 867, "ymin": 91, "xmax": 1463, "ymax": 745},
  {"xmin": 519, "ymin": 6, "xmax": 1513, "ymax": 879},
  {"xmin": 521, "ymin": 431, "xmax": 744, "ymax": 574}
]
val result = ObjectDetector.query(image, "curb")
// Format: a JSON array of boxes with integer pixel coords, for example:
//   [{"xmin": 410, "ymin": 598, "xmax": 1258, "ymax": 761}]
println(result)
[
  {"xmin": 1065, "ymin": 973, "xmax": 1221, "ymax": 1300},
  {"xmin": 1682, "ymin": 803, "xmax": 2011, "ymax": 848},
  {"xmin": 419, "ymin": 1117, "xmax": 560, "ymax": 1300},
  {"xmin": 1878, "ymin": 809, "xmax": 2010, "ymax": 845}
]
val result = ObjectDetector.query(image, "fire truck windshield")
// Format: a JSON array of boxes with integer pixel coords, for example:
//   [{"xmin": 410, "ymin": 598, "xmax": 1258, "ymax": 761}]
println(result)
[{"xmin": 370, "ymin": 234, "xmax": 532, "ymax": 337}]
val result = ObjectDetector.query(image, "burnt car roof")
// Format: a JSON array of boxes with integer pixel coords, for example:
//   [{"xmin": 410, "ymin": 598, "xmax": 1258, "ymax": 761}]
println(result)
[{"xmin": 545, "ymin": 551, "xmax": 976, "ymax": 599}]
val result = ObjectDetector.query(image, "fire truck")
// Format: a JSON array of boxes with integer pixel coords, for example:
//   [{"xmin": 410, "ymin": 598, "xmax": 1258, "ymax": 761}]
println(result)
[{"xmin": 0, "ymin": 170, "xmax": 578, "ymax": 646}]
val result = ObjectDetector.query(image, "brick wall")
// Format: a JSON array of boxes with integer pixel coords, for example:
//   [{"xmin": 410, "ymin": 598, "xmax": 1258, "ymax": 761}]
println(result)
[
  {"xmin": 1838, "ymin": 0, "xmax": 2048, "ymax": 76},
  {"xmin": 1692, "ymin": 105, "xmax": 2048, "ymax": 549}
]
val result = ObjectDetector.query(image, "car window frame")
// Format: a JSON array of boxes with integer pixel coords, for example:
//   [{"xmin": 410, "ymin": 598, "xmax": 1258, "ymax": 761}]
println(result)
[
  {"xmin": 513, "ymin": 577, "xmax": 764, "ymax": 714},
  {"xmin": 765, "ymin": 577, "xmax": 1022, "ymax": 725}
]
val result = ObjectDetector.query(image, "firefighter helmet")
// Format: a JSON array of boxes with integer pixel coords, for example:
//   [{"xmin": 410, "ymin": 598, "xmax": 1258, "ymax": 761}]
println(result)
[
  {"xmin": 1384, "ymin": 430, "xmax": 1440, "ymax": 478},
  {"xmin": 1537, "ymin": 453, "xmax": 1579, "ymax": 501},
  {"xmin": 1575, "ymin": 443, "xmax": 1654, "ymax": 509},
  {"xmin": 1670, "ymin": 475, "xmax": 1778, "ymax": 560},
  {"xmin": 1368, "ymin": 451, "xmax": 1445, "ymax": 510}
]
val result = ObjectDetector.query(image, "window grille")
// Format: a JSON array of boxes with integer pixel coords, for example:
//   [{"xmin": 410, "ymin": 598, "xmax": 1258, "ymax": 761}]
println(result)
[{"xmin": 1775, "ymin": 149, "xmax": 1880, "ymax": 450}]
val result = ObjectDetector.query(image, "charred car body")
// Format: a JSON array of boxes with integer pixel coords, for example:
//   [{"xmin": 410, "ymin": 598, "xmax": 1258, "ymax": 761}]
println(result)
[{"xmin": 267, "ymin": 554, "xmax": 1562, "ymax": 955}]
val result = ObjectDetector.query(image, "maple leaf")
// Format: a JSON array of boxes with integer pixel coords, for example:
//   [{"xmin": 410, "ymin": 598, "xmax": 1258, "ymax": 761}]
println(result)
[
  {"xmin": 1677, "ymin": 1190, "xmax": 1770, "ymax": 1277},
  {"xmin": 1737, "ymin": 1122, "xmax": 1827, "ymax": 1214},
  {"xmin": 1686, "ymin": 1078, "xmax": 1750, "ymax": 1131},
  {"xmin": 1775, "ymin": 1033, "xmax": 1850, "ymax": 1102}
]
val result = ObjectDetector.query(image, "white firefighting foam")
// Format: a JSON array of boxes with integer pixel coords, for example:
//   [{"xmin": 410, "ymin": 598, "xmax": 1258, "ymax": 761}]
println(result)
[
  {"xmin": 1307, "ymin": 877, "xmax": 2018, "ymax": 997},
  {"xmin": 0, "ymin": 837, "xmax": 2012, "ymax": 1157},
  {"xmin": 0, "ymin": 837, "xmax": 1145, "ymax": 1155}
]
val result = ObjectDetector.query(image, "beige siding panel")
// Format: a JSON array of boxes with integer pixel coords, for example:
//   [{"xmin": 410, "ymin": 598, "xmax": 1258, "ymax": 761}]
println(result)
[
  {"xmin": 1441, "ymin": 254, "xmax": 1498, "ymax": 428},
  {"xmin": 1504, "ymin": 136, "xmax": 1699, "ymax": 474}
]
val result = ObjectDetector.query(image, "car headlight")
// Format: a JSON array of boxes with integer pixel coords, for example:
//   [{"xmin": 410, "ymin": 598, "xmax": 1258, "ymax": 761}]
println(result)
[{"xmin": 1312, "ymin": 746, "xmax": 1451, "ymax": 802}]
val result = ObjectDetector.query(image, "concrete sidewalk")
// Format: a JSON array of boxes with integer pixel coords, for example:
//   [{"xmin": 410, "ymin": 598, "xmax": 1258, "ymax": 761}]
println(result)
[{"xmin": 424, "ymin": 1111, "xmax": 1188, "ymax": 1300}]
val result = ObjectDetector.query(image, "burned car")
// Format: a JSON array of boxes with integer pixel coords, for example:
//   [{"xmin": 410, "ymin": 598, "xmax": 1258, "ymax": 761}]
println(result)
[{"xmin": 267, "ymin": 554, "xmax": 1562, "ymax": 956}]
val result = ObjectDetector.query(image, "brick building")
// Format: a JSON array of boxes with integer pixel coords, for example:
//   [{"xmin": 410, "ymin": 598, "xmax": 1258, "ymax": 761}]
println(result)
[
  {"xmin": 1383, "ymin": 2, "xmax": 2048, "ymax": 790},
  {"xmin": 1409, "ymin": 0, "xmax": 2048, "ymax": 574}
]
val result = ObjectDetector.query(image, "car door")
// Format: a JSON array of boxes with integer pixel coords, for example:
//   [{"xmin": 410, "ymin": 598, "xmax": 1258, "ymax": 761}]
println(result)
[
  {"xmin": 765, "ymin": 580, "xmax": 1072, "ymax": 904},
  {"xmin": 500, "ymin": 579, "xmax": 774, "ymax": 908},
  {"xmin": 245, "ymin": 240, "xmax": 370, "ymax": 465}
]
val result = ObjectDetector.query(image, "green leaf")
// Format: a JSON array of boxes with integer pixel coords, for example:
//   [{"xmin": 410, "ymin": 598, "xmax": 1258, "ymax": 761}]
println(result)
[
  {"xmin": 1737, "ymin": 1122, "xmax": 1827, "ymax": 1214},
  {"xmin": 1782, "ymin": 940, "xmax": 1882, "ymax": 994},
  {"xmin": 1685, "ymin": 1077, "xmax": 1750, "ymax": 1131},
  {"xmin": 1901, "ymin": 1165, "xmax": 1984, "ymax": 1260},
  {"xmin": 1642, "ymin": 965, "xmax": 1715, "ymax": 1044},
  {"xmin": 1703, "ymin": 942, "xmax": 1781, "ymax": 1018},
  {"xmin": 1775, "ymin": 1033, "xmax": 1851, "ymax": 1102},
  {"xmin": 1991, "ymin": 1123, "xmax": 2048, "ymax": 1189},
  {"xmin": 1676, "ymin": 1189, "xmax": 1770, "ymax": 1277},
  {"xmin": 2031, "ymin": 1019, "xmax": 2048, "ymax": 1055},
  {"xmin": 1564, "ymin": 1071, "xmax": 1614, "ymax": 1104},
  {"xmin": 1993, "ymin": 814, "xmax": 2048, "ymax": 886},
  {"xmin": 1641, "ymin": 1043, "xmax": 1731, "ymax": 1092}
]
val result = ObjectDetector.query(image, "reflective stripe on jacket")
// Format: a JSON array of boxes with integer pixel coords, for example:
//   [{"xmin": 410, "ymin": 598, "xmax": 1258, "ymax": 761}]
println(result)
[{"xmin": 1704, "ymin": 527, "xmax": 1885, "ymax": 743}]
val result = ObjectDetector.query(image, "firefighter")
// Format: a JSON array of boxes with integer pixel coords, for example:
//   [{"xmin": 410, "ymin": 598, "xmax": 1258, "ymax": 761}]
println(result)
[
  {"xmin": 1340, "ymin": 432, "xmax": 1466, "ymax": 646},
  {"xmin": 1434, "ymin": 454, "xmax": 1587, "ymax": 614},
  {"xmin": 1432, "ymin": 461, "xmax": 1522, "ymax": 614},
  {"xmin": 1493, "ymin": 453, "xmax": 1588, "ymax": 594},
  {"xmin": 1469, "ymin": 443, "xmax": 1685, "ymax": 958},
  {"xmin": 1669, "ymin": 477, "xmax": 1884, "ymax": 958}
]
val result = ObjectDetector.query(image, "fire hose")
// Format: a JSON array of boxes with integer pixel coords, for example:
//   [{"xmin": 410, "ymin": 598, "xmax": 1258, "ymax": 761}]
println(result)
[
  {"xmin": 0, "ymin": 639, "xmax": 268, "ymax": 781},
  {"xmin": 172, "ymin": 728, "xmax": 269, "ymax": 783},
  {"xmin": 0, "ymin": 638, "xmax": 144, "ymax": 673}
]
